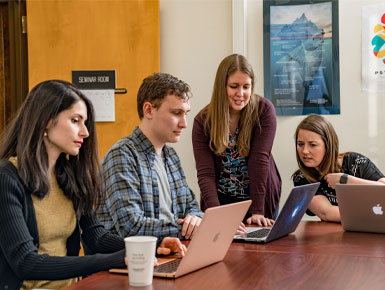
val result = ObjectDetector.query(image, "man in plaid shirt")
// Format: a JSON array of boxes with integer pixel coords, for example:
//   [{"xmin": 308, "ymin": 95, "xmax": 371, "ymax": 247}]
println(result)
[{"xmin": 98, "ymin": 73, "xmax": 202, "ymax": 241}]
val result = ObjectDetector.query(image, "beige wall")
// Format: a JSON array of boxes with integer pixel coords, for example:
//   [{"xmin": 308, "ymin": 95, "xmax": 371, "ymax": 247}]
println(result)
[
  {"xmin": 160, "ymin": 0, "xmax": 385, "ymax": 220},
  {"xmin": 160, "ymin": 0, "xmax": 233, "ymax": 205}
]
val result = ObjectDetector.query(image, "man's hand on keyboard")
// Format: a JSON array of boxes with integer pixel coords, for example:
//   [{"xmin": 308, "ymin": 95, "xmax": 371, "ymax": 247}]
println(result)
[{"xmin": 157, "ymin": 237, "xmax": 187, "ymax": 257}]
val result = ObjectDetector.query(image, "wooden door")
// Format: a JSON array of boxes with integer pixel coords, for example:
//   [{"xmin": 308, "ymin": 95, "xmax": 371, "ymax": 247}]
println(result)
[{"xmin": 26, "ymin": 0, "xmax": 159, "ymax": 158}]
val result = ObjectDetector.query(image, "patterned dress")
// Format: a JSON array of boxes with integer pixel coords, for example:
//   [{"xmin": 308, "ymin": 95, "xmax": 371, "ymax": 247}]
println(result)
[{"xmin": 217, "ymin": 128, "xmax": 250, "ymax": 205}]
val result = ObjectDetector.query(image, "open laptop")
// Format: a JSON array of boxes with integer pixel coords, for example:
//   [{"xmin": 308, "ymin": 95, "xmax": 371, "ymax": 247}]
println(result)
[
  {"xmin": 234, "ymin": 183, "xmax": 320, "ymax": 243},
  {"xmin": 152, "ymin": 200, "xmax": 251, "ymax": 278},
  {"xmin": 110, "ymin": 200, "xmax": 251, "ymax": 278},
  {"xmin": 335, "ymin": 184, "xmax": 385, "ymax": 234}
]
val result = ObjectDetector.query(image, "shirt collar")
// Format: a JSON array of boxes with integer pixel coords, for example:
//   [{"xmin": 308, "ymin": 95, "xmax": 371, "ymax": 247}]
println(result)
[{"xmin": 132, "ymin": 127, "xmax": 170, "ymax": 157}]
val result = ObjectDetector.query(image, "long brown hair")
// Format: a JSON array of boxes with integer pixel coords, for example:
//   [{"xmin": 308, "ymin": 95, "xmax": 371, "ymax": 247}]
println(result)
[
  {"xmin": 293, "ymin": 114, "xmax": 342, "ymax": 183},
  {"xmin": 204, "ymin": 54, "xmax": 259, "ymax": 157},
  {"xmin": 0, "ymin": 80, "xmax": 104, "ymax": 215}
]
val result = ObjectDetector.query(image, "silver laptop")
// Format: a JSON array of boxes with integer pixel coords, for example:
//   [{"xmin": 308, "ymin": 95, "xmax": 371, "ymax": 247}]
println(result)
[
  {"xmin": 234, "ymin": 183, "xmax": 320, "ymax": 243},
  {"xmin": 336, "ymin": 184, "xmax": 385, "ymax": 234}
]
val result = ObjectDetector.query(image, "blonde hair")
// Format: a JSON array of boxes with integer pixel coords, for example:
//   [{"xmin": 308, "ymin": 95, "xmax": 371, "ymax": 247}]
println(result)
[
  {"xmin": 204, "ymin": 54, "xmax": 259, "ymax": 157},
  {"xmin": 294, "ymin": 114, "xmax": 343, "ymax": 182}
]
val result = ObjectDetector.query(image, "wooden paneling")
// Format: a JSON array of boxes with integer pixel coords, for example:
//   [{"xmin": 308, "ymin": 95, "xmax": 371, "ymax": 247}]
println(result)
[
  {"xmin": 0, "ymin": 2, "xmax": 16, "ymax": 132},
  {"xmin": 0, "ymin": 4, "xmax": 6, "ymax": 132},
  {"xmin": 8, "ymin": 0, "xmax": 28, "ymax": 120},
  {"xmin": 26, "ymin": 0, "xmax": 159, "ymax": 158}
]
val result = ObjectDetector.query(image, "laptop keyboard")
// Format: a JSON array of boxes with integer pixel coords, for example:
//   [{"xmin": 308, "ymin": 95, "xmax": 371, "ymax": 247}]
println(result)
[
  {"xmin": 246, "ymin": 228, "xmax": 271, "ymax": 239},
  {"xmin": 154, "ymin": 258, "xmax": 182, "ymax": 273}
]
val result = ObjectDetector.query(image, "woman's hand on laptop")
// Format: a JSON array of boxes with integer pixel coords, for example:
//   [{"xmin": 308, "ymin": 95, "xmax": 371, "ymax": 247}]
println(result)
[
  {"xmin": 246, "ymin": 214, "xmax": 274, "ymax": 227},
  {"xmin": 177, "ymin": 215, "xmax": 202, "ymax": 239},
  {"xmin": 125, "ymin": 238, "xmax": 186, "ymax": 268},
  {"xmin": 324, "ymin": 173, "xmax": 344, "ymax": 189},
  {"xmin": 157, "ymin": 237, "xmax": 187, "ymax": 257},
  {"xmin": 236, "ymin": 222, "xmax": 247, "ymax": 235}
]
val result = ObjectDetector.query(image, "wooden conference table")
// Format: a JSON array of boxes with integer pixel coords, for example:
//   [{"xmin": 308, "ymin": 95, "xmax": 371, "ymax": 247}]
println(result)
[{"xmin": 62, "ymin": 221, "xmax": 385, "ymax": 290}]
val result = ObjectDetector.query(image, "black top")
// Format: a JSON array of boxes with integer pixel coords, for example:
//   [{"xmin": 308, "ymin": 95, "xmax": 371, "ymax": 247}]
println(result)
[
  {"xmin": 293, "ymin": 152, "xmax": 385, "ymax": 216},
  {"xmin": 0, "ymin": 161, "xmax": 126, "ymax": 290}
]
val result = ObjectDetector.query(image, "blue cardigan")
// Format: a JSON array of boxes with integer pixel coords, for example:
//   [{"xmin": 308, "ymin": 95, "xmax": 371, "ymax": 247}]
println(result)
[{"xmin": 0, "ymin": 161, "xmax": 126, "ymax": 290}]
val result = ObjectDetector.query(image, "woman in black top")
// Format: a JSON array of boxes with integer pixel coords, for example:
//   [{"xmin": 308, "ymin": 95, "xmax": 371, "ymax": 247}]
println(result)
[
  {"xmin": 292, "ymin": 114, "xmax": 385, "ymax": 222},
  {"xmin": 0, "ymin": 80, "xmax": 185, "ymax": 290}
]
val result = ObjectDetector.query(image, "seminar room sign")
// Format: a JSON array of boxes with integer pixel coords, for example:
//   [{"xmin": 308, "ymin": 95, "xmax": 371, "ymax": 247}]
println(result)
[{"xmin": 72, "ymin": 70, "xmax": 116, "ymax": 122}]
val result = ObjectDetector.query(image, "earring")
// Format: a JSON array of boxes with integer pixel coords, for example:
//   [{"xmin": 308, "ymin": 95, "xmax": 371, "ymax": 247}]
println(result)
[
  {"xmin": 66, "ymin": 153, "xmax": 70, "ymax": 160},
  {"xmin": 44, "ymin": 132, "xmax": 47, "ymax": 137}
]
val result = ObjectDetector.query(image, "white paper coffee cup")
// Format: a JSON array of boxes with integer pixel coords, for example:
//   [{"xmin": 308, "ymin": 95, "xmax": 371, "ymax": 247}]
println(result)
[{"xmin": 124, "ymin": 236, "xmax": 157, "ymax": 286}]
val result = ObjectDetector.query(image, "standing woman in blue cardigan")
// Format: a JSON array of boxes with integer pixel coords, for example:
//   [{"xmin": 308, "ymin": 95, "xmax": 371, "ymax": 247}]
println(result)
[{"xmin": 0, "ymin": 80, "xmax": 184, "ymax": 290}]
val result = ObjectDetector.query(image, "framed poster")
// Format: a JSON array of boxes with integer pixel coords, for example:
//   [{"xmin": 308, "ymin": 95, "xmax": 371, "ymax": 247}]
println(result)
[
  {"xmin": 362, "ymin": 4, "xmax": 385, "ymax": 92},
  {"xmin": 263, "ymin": 0, "xmax": 340, "ymax": 116}
]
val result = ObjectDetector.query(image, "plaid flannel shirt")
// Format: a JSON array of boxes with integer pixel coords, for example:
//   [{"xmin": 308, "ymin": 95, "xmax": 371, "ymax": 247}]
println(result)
[{"xmin": 98, "ymin": 127, "xmax": 201, "ymax": 241}]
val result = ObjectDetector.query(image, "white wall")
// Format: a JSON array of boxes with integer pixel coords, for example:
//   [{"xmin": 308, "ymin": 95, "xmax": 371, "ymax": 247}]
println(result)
[
  {"xmin": 159, "ymin": 0, "xmax": 233, "ymax": 205},
  {"xmin": 160, "ymin": 0, "xmax": 385, "ymax": 220}
]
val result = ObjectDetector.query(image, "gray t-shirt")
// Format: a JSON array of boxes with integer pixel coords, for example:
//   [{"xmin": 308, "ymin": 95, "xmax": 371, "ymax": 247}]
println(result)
[{"xmin": 154, "ymin": 152, "xmax": 174, "ymax": 222}]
